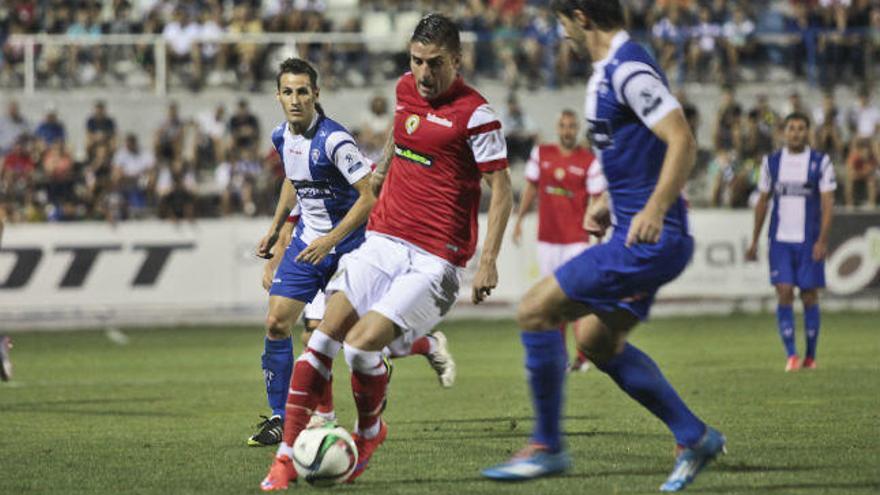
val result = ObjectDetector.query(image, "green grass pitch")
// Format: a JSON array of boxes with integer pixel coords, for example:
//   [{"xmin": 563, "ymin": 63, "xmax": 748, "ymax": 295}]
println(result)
[{"xmin": 1, "ymin": 312, "xmax": 878, "ymax": 494}]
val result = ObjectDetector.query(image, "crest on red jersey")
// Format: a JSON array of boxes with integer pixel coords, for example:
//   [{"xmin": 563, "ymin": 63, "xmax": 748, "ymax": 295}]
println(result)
[{"xmin": 405, "ymin": 115, "xmax": 421, "ymax": 135}]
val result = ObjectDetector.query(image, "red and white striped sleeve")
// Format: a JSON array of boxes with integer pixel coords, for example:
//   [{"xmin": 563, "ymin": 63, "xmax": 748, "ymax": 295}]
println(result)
[{"xmin": 466, "ymin": 104, "xmax": 508, "ymax": 173}]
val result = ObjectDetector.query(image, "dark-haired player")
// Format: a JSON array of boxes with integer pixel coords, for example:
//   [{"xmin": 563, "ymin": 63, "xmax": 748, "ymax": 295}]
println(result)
[
  {"xmin": 483, "ymin": 1, "xmax": 725, "ymax": 491},
  {"xmin": 746, "ymin": 113, "xmax": 836, "ymax": 372},
  {"xmin": 248, "ymin": 57, "xmax": 376, "ymax": 447},
  {"xmin": 260, "ymin": 13, "xmax": 512, "ymax": 490}
]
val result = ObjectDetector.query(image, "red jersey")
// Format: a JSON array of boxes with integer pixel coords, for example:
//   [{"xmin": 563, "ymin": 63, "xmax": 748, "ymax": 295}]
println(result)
[
  {"xmin": 524, "ymin": 143, "xmax": 605, "ymax": 244},
  {"xmin": 368, "ymin": 73, "xmax": 508, "ymax": 266}
]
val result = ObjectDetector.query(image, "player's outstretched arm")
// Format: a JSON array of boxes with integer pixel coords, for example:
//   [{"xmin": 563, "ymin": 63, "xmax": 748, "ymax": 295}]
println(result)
[
  {"xmin": 296, "ymin": 176, "xmax": 376, "ymax": 265},
  {"xmin": 473, "ymin": 168, "xmax": 513, "ymax": 304},
  {"xmin": 258, "ymin": 179, "xmax": 297, "ymax": 259},
  {"xmin": 626, "ymin": 109, "xmax": 696, "ymax": 247}
]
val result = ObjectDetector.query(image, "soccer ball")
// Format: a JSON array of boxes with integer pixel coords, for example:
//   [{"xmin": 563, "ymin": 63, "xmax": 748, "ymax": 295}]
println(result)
[{"xmin": 291, "ymin": 425, "xmax": 358, "ymax": 486}]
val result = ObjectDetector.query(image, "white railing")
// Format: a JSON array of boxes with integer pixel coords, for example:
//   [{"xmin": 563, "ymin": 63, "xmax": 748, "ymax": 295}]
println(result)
[{"xmin": 6, "ymin": 31, "xmax": 477, "ymax": 96}]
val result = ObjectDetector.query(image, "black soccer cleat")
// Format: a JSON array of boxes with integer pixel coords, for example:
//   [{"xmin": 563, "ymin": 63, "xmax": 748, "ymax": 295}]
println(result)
[{"xmin": 248, "ymin": 415, "xmax": 283, "ymax": 447}]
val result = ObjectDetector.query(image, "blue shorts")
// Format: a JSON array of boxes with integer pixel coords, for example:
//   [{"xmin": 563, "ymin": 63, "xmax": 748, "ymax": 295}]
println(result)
[
  {"xmin": 769, "ymin": 241, "xmax": 825, "ymax": 289},
  {"xmin": 269, "ymin": 237, "xmax": 346, "ymax": 302},
  {"xmin": 554, "ymin": 232, "xmax": 693, "ymax": 321}
]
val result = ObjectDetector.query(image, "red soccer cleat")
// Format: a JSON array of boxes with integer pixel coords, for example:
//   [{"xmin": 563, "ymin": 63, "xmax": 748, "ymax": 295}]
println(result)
[
  {"xmin": 801, "ymin": 357, "xmax": 816, "ymax": 369},
  {"xmin": 347, "ymin": 420, "xmax": 388, "ymax": 483},
  {"xmin": 785, "ymin": 355, "xmax": 801, "ymax": 372},
  {"xmin": 260, "ymin": 455, "xmax": 297, "ymax": 491}
]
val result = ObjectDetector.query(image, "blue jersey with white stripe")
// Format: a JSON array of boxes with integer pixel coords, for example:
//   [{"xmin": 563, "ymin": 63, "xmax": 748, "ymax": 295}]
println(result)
[
  {"xmin": 759, "ymin": 147, "xmax": 836, "ymax": 245},
  {"xmin": 584, "ymin": 31, "xmax": 688, "ymax": 236},
  {"xmin": 271, "ymin": 114, "xmax": 370, "ymax": 254}
]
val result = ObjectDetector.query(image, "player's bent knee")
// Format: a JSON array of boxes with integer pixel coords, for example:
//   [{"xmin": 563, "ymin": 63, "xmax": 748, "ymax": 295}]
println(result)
[
  {"xmin": 265, "ymin": 315, "xmax": 292, "ymax": 339},
  {"xmin": 345, "ymin": 313, "xmax": 396, "ymax": 351}
]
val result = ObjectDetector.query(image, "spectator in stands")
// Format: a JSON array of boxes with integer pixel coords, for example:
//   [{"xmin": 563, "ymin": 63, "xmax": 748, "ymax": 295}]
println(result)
[
  {"xmin": 34, "ymin": 104, "xmax": 66, "ymax": 154},
  {"xmin": 155, "ymin": 101, "xmax": 186, "ymax": 165},
  {"xmin": 358, "ymin": 95, "xmax": 391, "ymax": 163},
  {"xmin": 113, "ymin": 133, "xmax": 155, "ymax": 218},
  {"xmin": 848, "ymin": 87, "xmax": 880, "ymax": 144},
  {"xmin": 753, "ymin": 94, "xmax": 782, "ymax": 148},
  {"xmin": 522, "ymin": 6, "xmax": 562, "ymax": 89},
  {"xmin": 652, "ymin": 4, "xmax": 687, "ymax": 84},
  {"xmin": 722, "ymin": 4, "xmax": 755, "ymax": 82},
  {"xmin": 41, "ymin": 139, "xmax": 75, "ymax": 207},
  {"xmin": 66, "ymin": 4, "xmax": 105, "ymax": 86},
  {"xmin": 844, "ymin": 138, "xmax": 878, "ymax": 209},
  {"xmin": 228, "ymin": 98, "xmax": 260, "ymax": 157},
  {"xmin": 86, "ymin": 100, "xmax": 117, "ymax": 158},
  {"xmin": 83, "ymin": 142, "xmax": 114, "ymax": 213},
  {"xmin": 0, "ymin": 101, "xmax": 30, "ymax": 155},
  {"xmin": 784, "ymin": 90, "xmax": 806, "ymax": 116},
  {"xmin": 492, "ymin": 9, "xmax": 526, "ymax": 89},
  {"xmin": 163, "ymin": 8, "xmax": 202, "ymax": 91},
  {"xmin": 812, "ymin": 91, "xmax": 846, "ymax": 165},
  {"xmin": 499, "ymin": 93, "xmax": 538, "ymax": 165},
  {"xmin": 228, "ymin": 4, "xmax": 264, "ymax": 92},
  {"xmin": 787, "ymin": 3, "xmax": 821, "ymax": 84},
  {"xmin": 689, "ymin": 5, "xmax": 722, "ymax": 82},
  {"xmin": 159, "ymin": 170, "xmax": 196, "ymax": 222},
  {"xmin": 195, "ymin": 103, "xmax": 228, "ymax": 172},
  {"xmin": 712, "ymin": 85, "xmax": 743, "ymax": 153},
  {"xmin": 216, "ymin": 146, "xmax": 260, "ymax": 216},
  {"xmin": 2, "ymin": 136, "xmax": 36, "ymax": 187},
  {"xmin": 818, "ymin": 2, "xmax": 850, "ymax": 86},
  {"xmin": 198, "ymin": 7, "xmax": 226, "ymax": 87}
]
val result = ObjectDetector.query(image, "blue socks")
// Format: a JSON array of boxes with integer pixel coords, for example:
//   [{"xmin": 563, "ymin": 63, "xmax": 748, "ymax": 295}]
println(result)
[
  {"xmin": 597, "ymin": 343, "xmax": 705, "ymax": 447},
  {"xmin": 262, "ymin": 337, "xmax": 293, "ymax": 418},
  {"xmin": 804, "ymin": 304, "xmax": 820, "ymax": 359},
  {"xmin": 776, "ymin": 305, "xmax": 797, "ymax": 357},
  {"xmin": 521, "ymin": 330, "xmax": 567, "ymax": 453}
]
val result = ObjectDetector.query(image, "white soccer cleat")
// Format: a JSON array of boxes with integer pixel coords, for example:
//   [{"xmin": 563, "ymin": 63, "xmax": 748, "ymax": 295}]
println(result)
[{"xmin": 426, "ymin": 331, "xmax": 456, "ymax": 388}]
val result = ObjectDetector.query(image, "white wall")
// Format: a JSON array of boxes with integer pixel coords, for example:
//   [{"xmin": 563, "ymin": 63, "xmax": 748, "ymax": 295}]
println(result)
[{"xmin": 2, "ymin": 211, "xmax": 878, "ymax": 330}]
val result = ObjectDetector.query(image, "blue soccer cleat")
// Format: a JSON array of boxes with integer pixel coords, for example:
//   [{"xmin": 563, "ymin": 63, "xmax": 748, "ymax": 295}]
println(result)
[
  {"xmin": 482, "ymin": 444, "xmax": 571, "ymax": 481},
  {"xmin": 660, "ymin": 427, "xmax": 727, "ymax": 492}
]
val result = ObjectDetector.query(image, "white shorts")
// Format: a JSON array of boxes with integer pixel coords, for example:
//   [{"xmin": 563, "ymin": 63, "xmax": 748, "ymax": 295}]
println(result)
[
  {"xmin": 537, "ymin": 241, "xmax": 590, "ymax": 277},
  {"xmin": 303, "ymin": 291, "xmax": 325, "ymax": 321},
  {"xmin": 325, "ymin": 233, "xmax": 462, "ymax": 342}
]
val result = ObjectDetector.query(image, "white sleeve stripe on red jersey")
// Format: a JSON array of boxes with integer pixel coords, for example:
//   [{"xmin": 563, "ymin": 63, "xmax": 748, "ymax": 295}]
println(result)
[{"xmin": 466, "ymin": 120, "xmax": 502, "ymax": 136}]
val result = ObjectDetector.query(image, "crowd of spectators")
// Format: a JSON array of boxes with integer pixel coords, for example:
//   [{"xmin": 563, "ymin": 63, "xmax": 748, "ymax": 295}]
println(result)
[
  {"xmin": 643, "ymin": 0, "xmax": 880, "ymax": 86},
  {"xmin": 0, "ymin": 1, "xmax": 878, "ymax": 92},
  {"xmin": 0, "ymin": 97, "xmax": 290, "ymax": 223},
  {"xmin": 0, "ymin": 92, "xmax": 412, "ymax": 224},
  {"xmin": 691, "ymin": 84, "xmax": 879, "ymax": 209}
]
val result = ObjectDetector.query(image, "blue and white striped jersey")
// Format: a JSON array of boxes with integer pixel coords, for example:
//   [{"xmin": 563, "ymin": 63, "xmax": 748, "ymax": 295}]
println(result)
[
  {"xmin": 271, "ymin": 113, "xmax": 370, "ymax": 253},
  {"xmin": 584, "ymin": 31, "xmax": 688, "ymax": 235},
  {"xmin": 758, "ymin": 147, "xmax": 836, "ymax": 245}
]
